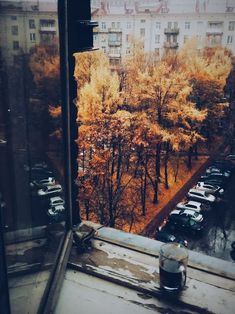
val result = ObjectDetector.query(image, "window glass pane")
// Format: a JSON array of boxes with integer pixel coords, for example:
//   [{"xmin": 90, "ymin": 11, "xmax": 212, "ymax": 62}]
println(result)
[
  {"xmin": 0, "ymin": 0, "xmax": 66, "ymax": 313},
  {"xmin": 89, "ymin": 0, "xmax": 233, "ymax": 264}
]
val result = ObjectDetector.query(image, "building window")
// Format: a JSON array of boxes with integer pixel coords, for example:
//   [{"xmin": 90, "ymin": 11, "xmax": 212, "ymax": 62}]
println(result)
[
  {"xmin": 155, "ymin": 48, "xmax": 160, "ymax": 56},
  {"xmin": 117, "ymin": 22, "xmax": 120, "ymax": 29},
  {"xmin": 11, "ymin": 16, "xmax": 17, "ymax": 20},
  {"xmin": 228, "ymin": 21, "xmax": 235, "ymax": 31},
  {"xmin": 155, "ymin": 34, "xmax": 160, "ymax": 44},
  {"xmin": 167, "ymin": 21, "xmax": 172, "ymax": 29},
  {"xmin": 29, "ymin": 19, "xmax": 36, "ymax": 29},
  {"xmin": 184, "ymin": 35, "xmax": 189, "ymax": 43},
  {"xmin": 126, "ymin": 22, "xmax": 131, "ymax": 29},
  {"xmin": 101, "ymin": 35, "xmax": 106, "ymax": 43},
  {"xmin": 126, "ymin": 47, "xmax": 130, "ymax": 54},
  {"xmin": 140, "ymin": 28, "xmax": 145, "ymax": 37},
  {"xmin": 101, "ymin": 22, "xmax": 106, "ymax": 30},
  {"xmin": 13, "ymin": 40, "xmax": 19, "ymax": 50},
  {"xmin": 109, "ymin": 33, "xmax": 122, "ymax": 45},
  {"xmin": 126, "ymin": 34, "xmax": 130, "ymax": 43},
  {"xmin": 40, "ymin": 19, "xmax": 55, "ymax": 28},
  {"xmin": 185, "ymin": 22, "xmax": 190, "ymax": 29},
  {"xmin": 208, "ymin": 22, "xmax": 223, "ymax": 29},
  {"xmin": 156, "ymin": 22, "xmax": 161, "ymax": 29},
  {"xmin": 141, "ymin": 19, "xmax": 146, "ymax": 23},
  {"xmin": 174, "ymin": 22, "xmax": 178, "ymax": 28},
  {"xmin": 227, "ymin": 35, "xmax": 233, "ymax": 44},
  {"xmin": 30, "ymin": 33, "xmax": 36, "ymax": 41},
  {"xmin": 11, "ymin": 25, "xmax": 18, "ymax": 36},
  {"xmin": 112, "ymin": 22, "xmax": 115, "ymax": 28},
  {"xmin": 102, "ymin": 46, "xmax": 106, "ymax": 53}
]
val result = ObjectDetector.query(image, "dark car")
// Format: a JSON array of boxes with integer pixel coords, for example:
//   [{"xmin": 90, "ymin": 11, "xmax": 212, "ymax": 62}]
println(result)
[
  {"xmin": 165, "ymin": 215, "xmax": 204, "ymax": 235},
  {"xmin": 31, "ymin": 168, "xmax": 54, "ymax": 180},
  {"xmin": 211, "ymin": 160, "xmax": 235, "ymax": 173},
  {"xmin": 155, "ymin": 230, "xmax": 188, "ymax": 247},
  {"xmin": 199, "ymin": 173, "xmax": 228, "ymax": 188}
]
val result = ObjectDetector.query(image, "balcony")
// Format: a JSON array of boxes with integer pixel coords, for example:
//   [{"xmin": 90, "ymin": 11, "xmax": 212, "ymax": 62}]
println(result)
[
  {"xmin": 108, "ymin": 53, "xmax": 121, "ymax": 58},
  {"xmin": 108, "ymin": 40, "xmax": 122, "ymax": 47},
  {"xmin": 108, "ymin": 28, "xmax": 122, "ymax": 33},
  {"xmin": 164, "ymin": 28, "xmax": 179, "ymax": 34},
  {"xmin": 39, "ymin": 26, "xmax": 56, "ymax": 32},
  {"xmin": 163, "ymin": 41, "xmax": 179, "ymax": 49},
  {"xmin": 206, "ymin": 28, "xmax": 223, "ymax": 35}
]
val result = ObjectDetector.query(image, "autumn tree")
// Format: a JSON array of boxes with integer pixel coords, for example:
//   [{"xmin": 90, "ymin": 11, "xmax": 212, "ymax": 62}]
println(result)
[
  {"xmin": 179, "ymin": 40, "xmax": 232, "ymax": 143},
  {"xmin": 76, "ymin": 60, "xmax": 139, "ymax": 228}
]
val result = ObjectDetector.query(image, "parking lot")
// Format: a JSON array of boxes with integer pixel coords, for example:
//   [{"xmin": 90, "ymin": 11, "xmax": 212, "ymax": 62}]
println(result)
[
  {"xmin": 157, "ymin": 157, "xmax": 235, "ymax": 262},
  {"xmin": 187, "ymin": 172, "xmax": 235, "ymax": 262}
]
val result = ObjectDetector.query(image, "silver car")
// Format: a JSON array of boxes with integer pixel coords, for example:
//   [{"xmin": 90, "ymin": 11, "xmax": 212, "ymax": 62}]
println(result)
[
  {"xmin": 37, "ymin": 184, "xmax": 62, "ymax": 196},
  {"xmin": 187, "ymin": 188, "xmax": 216, "ymax": 204},
  {"xmin": 176, "ymin": 200, "xmax": 209, "ymax": 213},
  {"xmin": 195, "ymin": 182, "xmax": 224, "ymax": 195}
]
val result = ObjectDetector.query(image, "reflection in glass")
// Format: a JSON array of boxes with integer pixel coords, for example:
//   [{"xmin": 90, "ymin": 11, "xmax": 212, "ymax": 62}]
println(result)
[{"xmin": 0, "ymin": 1, "xmax": 66, "ymax": 313}]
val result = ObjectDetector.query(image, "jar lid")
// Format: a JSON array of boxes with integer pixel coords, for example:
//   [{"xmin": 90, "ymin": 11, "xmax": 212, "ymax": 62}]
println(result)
[{"xmin": 160, "ymin": 243, "xmax": 188, "ymax": 261}]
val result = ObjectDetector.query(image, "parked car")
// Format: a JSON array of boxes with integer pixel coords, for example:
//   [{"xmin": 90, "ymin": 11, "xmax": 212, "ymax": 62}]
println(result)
[
  {"xmin": 176, "ymin": 200, "xmax": 210, "ymax": 213},
  {"xmin": 205, "ymin": 166, "xmax": 231, "ymax": 178},
  {"xmin": 212, "ymin": 160, "xmax": 235, "ymax": 172},
  {"xmin": 195, "ymin": 182, "xmax": 224, "ymax": 196},
  {"xmin": 165, "ymin": 215, "xmax": 204, "ymax": 235},
  {"xmin": 225, "ymin": 154, "xmax": 235, "ymax": 162},
  {"xmin": 199, "ymin": 173, "xmax": 227, "ymax": 188},
  {"xmin": 49, "ymin": 196, "xmax": 65, "ymax": 207},
  {"xmin": 155, "ymin": 230, "xmax": 188, "ymax": 247},
  {"xmin": 37, "ymin": 184, "xmax": 62, "ymax": 196},
  {"xmin": 31, "ymin": 168, "xmax": 54, "ymax": 180},
  {"xmin": 47, "ymin": 205, "xmax": 65, "ymax": 222},
  {"xmin": 170, "ymin": 209, "xmax": 204, "ymax": 223},
  {"xmin": 31, "ymin": 177, "xmax": 56, "ymax": 188},
  {"xmin": 187, "ymin": 188, "xmax": 216, "ymax": 204}
]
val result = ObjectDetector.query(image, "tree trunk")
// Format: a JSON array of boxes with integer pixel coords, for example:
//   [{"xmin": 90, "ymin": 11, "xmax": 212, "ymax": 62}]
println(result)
[
  {"xmin": 140, "ymin": 156, "xmax": 148, "ymax": 215},
  {"xmin": 116, "ymin": 140, "xmax": 122, "ymax": 182},
  {"xmin": 164, "ymin": 142, "xmax": 170, "ymax": 189},
  {"xmin": 153, "ymin": 143, "xmax": 161, "ymax": 203},
  {"xmin": 84, "ymin": 200, "xmax": 89, "ymax": 220},
  {"xmin": 194, "ymin": 142, "xmax": 198, "ymax": 160},
  {"xmin": 187, "ymin": 146, "xmax": 193, "ymax": 169},
  {"xmin": 174, "ymin": 153, "xmax": 180, "ymax": 183}
]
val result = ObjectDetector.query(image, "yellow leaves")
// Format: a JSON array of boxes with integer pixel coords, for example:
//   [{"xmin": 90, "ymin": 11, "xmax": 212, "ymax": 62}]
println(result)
[
  {"xmin": 77, "ymin": 62, "xmax": 122, "ymax": 123},
  {"xmin": 49, "ymin": 105, "xmax": 61, "ymax": 118}
]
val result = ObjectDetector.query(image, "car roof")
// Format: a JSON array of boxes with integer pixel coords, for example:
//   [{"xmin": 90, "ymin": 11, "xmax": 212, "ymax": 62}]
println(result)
[
  {"xmin": 46, "ymin": 184, "xmax": 61, "ymax": 189},
  {"xmin": 189, "ymin": 189, "xmax": 205, "ymax": 194},
  {"xmin": 187, "ymin": 200, "xmax": 202, "ymax": 206},
  {"xmin": 182, "ymin": 209, "xmax": 198, "ymax": 215},
  {"xmin": 50, "ymin": 196, "xmax": 63, "ymax": 201},
  {"xmin": 171, "ymin": 209, "xmax": 181, "ymax": 215}
]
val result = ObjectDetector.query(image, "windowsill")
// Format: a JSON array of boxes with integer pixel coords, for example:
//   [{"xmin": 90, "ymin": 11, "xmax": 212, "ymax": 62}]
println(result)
[{"xmin": 55, "ymin": 221, "xmax": 235, "ymax": 314}]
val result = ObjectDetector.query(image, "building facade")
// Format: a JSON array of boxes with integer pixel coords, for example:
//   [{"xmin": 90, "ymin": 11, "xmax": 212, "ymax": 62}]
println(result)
[
  {"xmin": 0, "ymin": 0, "xmax": 58, "ymax": 65},
  {"xmin": 91, "ymin": 0, "xmax": 235, "ymax": 65}
]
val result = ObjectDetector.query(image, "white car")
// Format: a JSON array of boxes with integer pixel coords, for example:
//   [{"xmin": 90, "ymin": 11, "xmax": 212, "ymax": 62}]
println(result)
[
  {"xmin": 195, "ymin": 182, "xmax": 224, "ymax": 196},
  {"xmin": 187, "ymin": 189, "xmax": 216, "ymax": 204},
  {"xmin": 31, "ymin": 177, "xmax": 55, "ymax": 188},
  {"xmin": 170, "ymin": 209, "xmax": 204, "ymax": 223},
  {"xmin": 37, "ymin": 184, "xmax": 62, "ymax": 196},
  {"xmin": 49, "ymin": 196, "xmax": 65, "ymax": 207},
  {"xmin": 176, "ymin": 200, "xmax": 209, "ymax": 213}
]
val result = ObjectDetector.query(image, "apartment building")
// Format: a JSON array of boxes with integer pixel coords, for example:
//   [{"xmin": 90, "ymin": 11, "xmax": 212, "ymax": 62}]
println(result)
[
  {"xmin": 91, "ymin": 0, "xmax": 235, "ymax": 65},
  {"xmin": 0, "ymin": 0, "xmax": 58, "ymax": 65}
]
